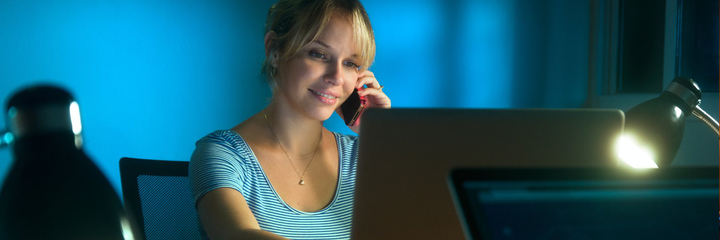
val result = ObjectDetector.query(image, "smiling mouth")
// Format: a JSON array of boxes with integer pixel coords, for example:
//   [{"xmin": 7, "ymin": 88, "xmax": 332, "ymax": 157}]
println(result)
[{"xmin": 309, "ymin": 89, "xmax": 338, "ymax": 99}]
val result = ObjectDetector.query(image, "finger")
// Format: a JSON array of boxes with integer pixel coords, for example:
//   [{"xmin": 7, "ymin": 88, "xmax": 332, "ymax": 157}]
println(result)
[
  {"xmin": 358, "ymin": 88, "xmax": 391, "ymax": 108},
  {"xmin": 365, "ymin": 94, "xmax": 391, "ymax": 108},
  {"xmin": 357, "ymin": 86, "xmax": 384, "ymax": 96},
  {"xmin": 357, "ymin": 77, "xmax": 381, "ymax": 91},
  {"xmin": 356, "ymin": 71, "xmax": 379, "ymax": 89}
]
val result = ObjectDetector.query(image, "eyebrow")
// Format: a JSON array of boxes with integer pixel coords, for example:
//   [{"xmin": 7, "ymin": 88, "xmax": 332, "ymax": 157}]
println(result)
[
  {"xmin": 312, "ymin": 40, "xmax": 359, "ymax": 58},
  {"xmin": 314, "ymin": 40, "xmax": 332, "ymax": 50}
]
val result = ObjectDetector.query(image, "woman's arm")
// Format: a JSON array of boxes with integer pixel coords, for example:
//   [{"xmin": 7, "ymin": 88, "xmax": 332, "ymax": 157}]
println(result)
[{"xmin": 197, "ymin": 188, "xmax": 288, "ymax": 240}]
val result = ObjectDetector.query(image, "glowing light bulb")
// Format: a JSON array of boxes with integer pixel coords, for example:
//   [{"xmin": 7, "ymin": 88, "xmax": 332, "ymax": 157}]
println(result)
[
  {"xmin": 616, "ymin": 135, "xmax": 658, "ymax": 169},
  {"xmin": 120, "ymin": 216, "xmax": 135, "ymax": 240},
  {"xmin": 69, "ymin": 101, "xmax": 82, "ymax": 135}
]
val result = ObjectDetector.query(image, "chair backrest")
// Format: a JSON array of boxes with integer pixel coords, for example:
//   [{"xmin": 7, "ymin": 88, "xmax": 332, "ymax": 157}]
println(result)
[{"xmin": 119, "ymin": 157, "xmax": 201, "ymax": 240}]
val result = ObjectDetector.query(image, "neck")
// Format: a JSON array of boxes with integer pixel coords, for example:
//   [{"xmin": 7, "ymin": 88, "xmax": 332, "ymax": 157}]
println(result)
[{"xmin": 261, "ymin": 103, "xmax": 324, "ymax": 156}]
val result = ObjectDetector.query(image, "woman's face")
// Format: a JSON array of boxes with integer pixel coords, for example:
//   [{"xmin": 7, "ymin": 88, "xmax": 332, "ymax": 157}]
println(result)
[{"xmin": 275, "ymin": 14, "xmax": 361, "ymax": 121}]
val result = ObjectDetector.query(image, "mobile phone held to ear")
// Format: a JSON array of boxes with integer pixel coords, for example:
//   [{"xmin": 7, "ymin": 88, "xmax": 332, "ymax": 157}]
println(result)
[{"xmin": 340, "ymin": 88, "xmax": 366, "ymax": 126}]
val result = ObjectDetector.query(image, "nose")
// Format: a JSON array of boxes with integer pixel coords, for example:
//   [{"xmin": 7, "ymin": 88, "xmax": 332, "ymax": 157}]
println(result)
[{"xmin": 323, "ymin": 61, "xmax": 344, "ymax": 86}]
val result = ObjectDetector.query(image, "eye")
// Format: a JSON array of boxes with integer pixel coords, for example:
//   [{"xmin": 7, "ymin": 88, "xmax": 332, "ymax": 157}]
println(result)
[
  {"xmin": 344, "ymin": 61, "xmax": 360, "ymax": 71},
  {"xmin": 309, "ymin": 51, "xmax": 326, "ymax": 60}
]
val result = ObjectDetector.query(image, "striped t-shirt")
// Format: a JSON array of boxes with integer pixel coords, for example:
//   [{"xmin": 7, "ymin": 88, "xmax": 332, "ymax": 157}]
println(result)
[{"xmin": 189, "ymin": 130, "xmax": 358, "ymax": 239}]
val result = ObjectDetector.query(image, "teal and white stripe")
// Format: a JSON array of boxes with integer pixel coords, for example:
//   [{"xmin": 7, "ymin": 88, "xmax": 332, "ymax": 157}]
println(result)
[{"xmin": 189, "ymin": 130, "xmax": 358, "ymax": 240}]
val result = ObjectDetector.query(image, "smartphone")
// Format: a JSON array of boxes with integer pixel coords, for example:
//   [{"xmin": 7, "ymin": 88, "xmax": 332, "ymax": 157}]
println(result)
[{"xmin": 340, "ymin": 88, "xmax": 366, "ymax": 126}]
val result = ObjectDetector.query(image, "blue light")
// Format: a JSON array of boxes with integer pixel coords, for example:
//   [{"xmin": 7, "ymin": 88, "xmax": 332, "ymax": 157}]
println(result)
[
  {"xmin": 0, "ymin": 0, "xmax": 606, "ymax": 199},
  {"xmin": 458, "ymin": 0, "xmax": 515, "ymax": 108},
  {"xmin": 3, "ymin": 132, "xmax": 13, "ymax": 145}
]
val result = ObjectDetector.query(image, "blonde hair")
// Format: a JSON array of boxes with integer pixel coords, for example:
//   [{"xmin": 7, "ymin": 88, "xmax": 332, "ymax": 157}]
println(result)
[{"xmin": 262, "ymin": 0, "xmax": 376, "ymax": 91}]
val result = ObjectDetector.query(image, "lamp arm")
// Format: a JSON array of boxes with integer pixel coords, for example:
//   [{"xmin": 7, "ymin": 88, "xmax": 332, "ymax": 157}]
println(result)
[{"xmin": 691, "ymin": 106, "xmax": 719, "ymax": 136}]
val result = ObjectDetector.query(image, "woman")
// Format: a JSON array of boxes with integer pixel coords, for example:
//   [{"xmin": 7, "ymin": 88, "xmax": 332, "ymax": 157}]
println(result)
[{"xmin": 189, "ymin": 0, "xmax": 390, "ymax": 239}]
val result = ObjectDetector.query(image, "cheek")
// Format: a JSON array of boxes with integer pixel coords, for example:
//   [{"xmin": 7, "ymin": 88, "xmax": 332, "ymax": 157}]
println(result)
[
  {"xmin": 278, "ymin": 69, "xmax": 311, "ymax": 95},
  {"xmin": 343, "ymin": 80, "xmax": 356, "ymax": 94},
  {"xmin": 284, "ymin": 63, "xmax": 311, "ymax": 81},
  {"xmin": 343, "ymin": 71, "xmax": 360, "ymax": 87},
  {"xmin": 343, "ymin": 68, "xmax": 359, "ymax": 81}
]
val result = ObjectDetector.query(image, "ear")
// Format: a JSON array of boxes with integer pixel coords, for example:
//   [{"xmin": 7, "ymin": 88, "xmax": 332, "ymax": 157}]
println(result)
[{"xmin": 264, "ymin": 31, "xmax": 277, "ymax": 62}]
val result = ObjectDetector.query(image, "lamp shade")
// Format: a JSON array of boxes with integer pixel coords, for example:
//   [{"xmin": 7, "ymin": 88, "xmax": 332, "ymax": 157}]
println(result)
[
  {"xmin": 622, "ymin": 77, "xmax": 702, "ymax": 168},
  {"xmin": 0, "ymin": 85, "xmax": 132, "ymax": 239}
]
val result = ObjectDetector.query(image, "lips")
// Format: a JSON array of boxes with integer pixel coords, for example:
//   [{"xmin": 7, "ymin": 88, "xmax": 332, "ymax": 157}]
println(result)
[
  {"xmin": 308, "ymin": 89, "xmax": 339, "ymax": 104},
  {"xmin": 308, "ymin": 89, "xmax": 339, "ymax": 99}
]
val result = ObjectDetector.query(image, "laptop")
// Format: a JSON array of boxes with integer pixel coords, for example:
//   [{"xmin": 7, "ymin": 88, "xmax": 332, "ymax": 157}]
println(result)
[
  {"xmin": 448, "ymin": 167, "xmax": 719, "ymax": 239},
  {"xmin": 351, "ymin": 108, "xmax": 625, "ymax": 240}
]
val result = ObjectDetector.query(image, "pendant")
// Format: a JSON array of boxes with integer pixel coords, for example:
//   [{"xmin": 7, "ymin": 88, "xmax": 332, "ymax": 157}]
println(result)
[{"xmin": 299, "ymin": 180, "xmax": 305, "ymax": 185}]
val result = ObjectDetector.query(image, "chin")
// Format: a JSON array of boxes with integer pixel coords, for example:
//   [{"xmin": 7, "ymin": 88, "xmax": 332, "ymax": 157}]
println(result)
[{"xmin": 306, "ymin": 107, "xmax": 336, "ymax": 122}]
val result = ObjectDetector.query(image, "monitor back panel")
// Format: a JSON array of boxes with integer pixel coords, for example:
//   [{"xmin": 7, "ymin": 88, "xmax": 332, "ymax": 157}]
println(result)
[{"xmin": 351, "ymin": 108, "xmax": 625, "ymax": 240}]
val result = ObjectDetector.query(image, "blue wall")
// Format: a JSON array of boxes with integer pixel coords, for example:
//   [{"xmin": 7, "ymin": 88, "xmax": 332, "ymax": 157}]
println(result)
[{"xmin": 0, "ymin": 0, "xmax": 593, "ymax": 197}]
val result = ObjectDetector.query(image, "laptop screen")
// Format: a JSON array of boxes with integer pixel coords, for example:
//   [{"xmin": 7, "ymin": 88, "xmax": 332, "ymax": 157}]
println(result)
[{"xmin": 450, "ymin": 168, "xmax": 719, "ymax": 240}]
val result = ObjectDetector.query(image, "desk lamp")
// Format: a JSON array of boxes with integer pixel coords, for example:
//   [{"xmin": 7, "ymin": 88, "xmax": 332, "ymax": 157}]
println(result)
[
  {"xmin": 617, "ymin": 77, "xmax": 719, "ymax": 168},
  {"xmin": 0, "ymin": 85, "xmax": 133, "ymax": 239}
]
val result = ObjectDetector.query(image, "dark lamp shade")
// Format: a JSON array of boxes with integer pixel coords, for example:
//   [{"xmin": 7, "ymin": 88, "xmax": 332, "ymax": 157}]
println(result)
[
  {"xmin": 0, "ymin": 85, "xmax": 134, "ymax": 239},
  {"xmin": 623, "ymin": 93, "xmax": 688, "ymax": 167},
  {"xmin": 620, "ymin": 77, "xmax": 717, "ymax": 168}
]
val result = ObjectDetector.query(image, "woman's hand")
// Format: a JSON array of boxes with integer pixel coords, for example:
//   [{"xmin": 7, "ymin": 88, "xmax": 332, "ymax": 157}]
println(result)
[{"xmin": 336, "ymin": 70, "xmax": 391, "ymax": 134}]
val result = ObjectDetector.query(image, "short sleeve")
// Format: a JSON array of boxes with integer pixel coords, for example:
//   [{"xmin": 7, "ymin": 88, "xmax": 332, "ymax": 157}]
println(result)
[{"xmin": 188, "ymin": 132, "xmax": 247, "ymax": 208}]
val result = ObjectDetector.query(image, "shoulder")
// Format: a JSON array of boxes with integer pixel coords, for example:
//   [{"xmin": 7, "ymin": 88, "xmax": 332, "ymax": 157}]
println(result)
[
  {"xmin": 189, "ymin": 130, "xmax": 254, "ymax": 203},
  {"xmin": 196, "ymin": 130, "xmax": 244, "ymax": 147},
  {"xmin": 332, "ymin": 132, "xmax": 359, "ymax": 164},
  {"xmin": 333, "ymin": 132, "xmax": 358, "ymax": 149},
  {"xmin": 190, "ymin": 130, "xmax": 254, "ymax": 168},
  {"xmin": 194, "ymin": 130, "xmax": 249, "ymax": 153}
]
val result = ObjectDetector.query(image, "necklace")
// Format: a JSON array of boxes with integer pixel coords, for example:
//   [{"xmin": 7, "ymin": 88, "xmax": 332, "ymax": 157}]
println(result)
[{"xmin": 264, "ymin": 114, "xmax": 322, "ymax": 185}]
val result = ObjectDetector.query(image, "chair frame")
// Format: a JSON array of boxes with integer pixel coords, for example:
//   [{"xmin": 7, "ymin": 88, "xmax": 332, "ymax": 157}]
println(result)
[{"xmin": 119, "ymin": 157, "xmax": 191, "ymax": 240}]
